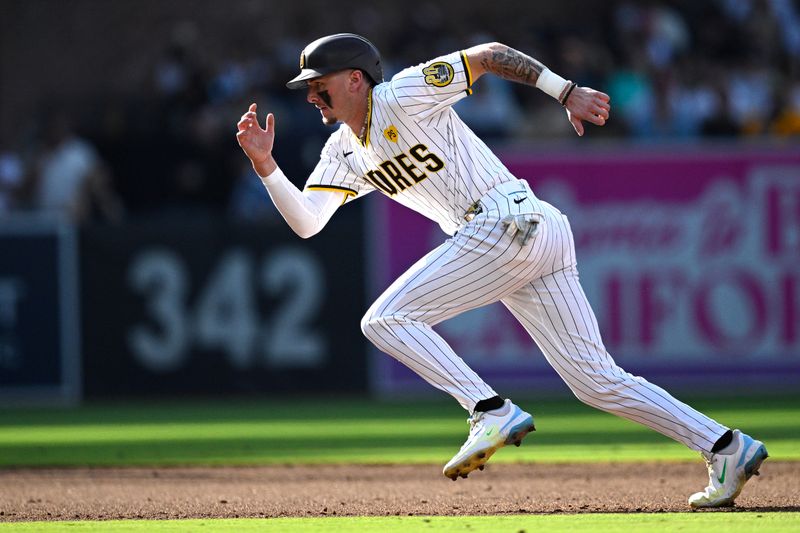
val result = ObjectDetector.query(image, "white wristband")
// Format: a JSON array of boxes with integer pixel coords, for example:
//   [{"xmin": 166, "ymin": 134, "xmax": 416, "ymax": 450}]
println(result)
[{"xmin": 535, "ymin": 68, "xmax": 570, "ymax": 101}]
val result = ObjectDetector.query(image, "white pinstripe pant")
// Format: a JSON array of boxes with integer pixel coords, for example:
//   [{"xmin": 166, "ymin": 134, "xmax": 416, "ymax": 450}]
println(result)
[{"xmin": 361, "ymin": 180, "xmax": 728, "ymax": 453}]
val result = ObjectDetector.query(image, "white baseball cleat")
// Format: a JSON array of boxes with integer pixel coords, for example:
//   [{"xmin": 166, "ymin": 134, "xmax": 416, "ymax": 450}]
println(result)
[
  {"xmin": 688, "ymin": 429, "xmax": 768, "ymax": 508},
  {"xmin": 443, "ymin": 399, "xmax": 535, "ymax": 481}
]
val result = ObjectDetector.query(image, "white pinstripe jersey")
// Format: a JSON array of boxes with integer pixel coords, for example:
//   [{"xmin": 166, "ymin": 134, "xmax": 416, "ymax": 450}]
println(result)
[{"xmin": 304, "ymin": 51, "xmax": 519, "ymax": 235}]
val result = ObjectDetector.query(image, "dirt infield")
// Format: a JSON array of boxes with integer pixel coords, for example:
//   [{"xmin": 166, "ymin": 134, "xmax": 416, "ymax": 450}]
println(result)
[{"xmin": 1, "ymin": 462, "xmax": 798, "ymax": 521}]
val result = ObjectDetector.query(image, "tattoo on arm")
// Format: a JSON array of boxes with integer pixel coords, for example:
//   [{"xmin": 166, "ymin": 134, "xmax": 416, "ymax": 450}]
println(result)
[{"xmin": 479, "ymin": 44, "xmax": 545, "ymax": 86}]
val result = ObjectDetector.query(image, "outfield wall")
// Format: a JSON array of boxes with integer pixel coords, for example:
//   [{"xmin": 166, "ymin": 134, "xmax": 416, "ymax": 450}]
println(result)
[
  {"xmin": 2, "ymin": 144, "xmax": 799, "ymax": 403},
  {"xmin": 1, "ymin": 209, "xmax": 368, "ymax": 402},
  {"xmin": 79, "ymin": 212, "xmax": 369, "ymax": 398},
  {"xmin": 371, "ymin": 144, "xmax": 800, "ymax": 397},
  {"xmin": 0, "ymin": 216, "xmax": 81, "ymax": 405}
]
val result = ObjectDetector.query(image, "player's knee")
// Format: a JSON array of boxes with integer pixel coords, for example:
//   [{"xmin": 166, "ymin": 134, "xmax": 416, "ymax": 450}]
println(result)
[
  {"xmin": 361, "ymin": 311, "xmax": 403, "ymax": 343},
  {"xmin": 360, "ymin": 312, "xmax": 382, "ymax": 342},
  {"xmin": 570, "ymin": 387, "xmax": 602, "ymax": 407}
]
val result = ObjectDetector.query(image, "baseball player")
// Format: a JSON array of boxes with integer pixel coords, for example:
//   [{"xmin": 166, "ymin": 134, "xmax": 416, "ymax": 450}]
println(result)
[{"xmin": 236, "ymin": 33, "xmax": 767, "ymax": 507}]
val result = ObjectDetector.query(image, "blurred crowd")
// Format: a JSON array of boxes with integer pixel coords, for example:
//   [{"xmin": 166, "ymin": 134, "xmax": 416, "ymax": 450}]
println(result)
[{"xmin": 1, "ymin": 0, "xmax": 798, "ymax": 225}]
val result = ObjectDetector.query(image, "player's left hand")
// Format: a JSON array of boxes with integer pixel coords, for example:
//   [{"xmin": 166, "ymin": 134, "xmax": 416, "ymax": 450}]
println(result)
[
  {"xmin": 564, "ymin": 87, "xmax": 611, "ymax": 137},
  {"xmin": 236, "ymin": 103, "xmax": 277, "ymax": 176}
]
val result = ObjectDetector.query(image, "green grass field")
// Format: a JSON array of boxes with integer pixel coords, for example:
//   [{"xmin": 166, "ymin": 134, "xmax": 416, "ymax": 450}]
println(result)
[
  {"xmin": 1, "ymin": 514, "xmax": 799, "ymax": 533},
  {"xmin": 0, "ymin": 394, "xmax": 798, "ymax": 467},
  {"xmin": 1, "ymin": 394, "xmax": 798, "ymax": 531}
]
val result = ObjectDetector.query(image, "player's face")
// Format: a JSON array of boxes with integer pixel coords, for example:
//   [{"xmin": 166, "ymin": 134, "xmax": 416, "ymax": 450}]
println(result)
[{"xmin": 306, "ymin": 71, "xmax": 355, "ymax": 126}]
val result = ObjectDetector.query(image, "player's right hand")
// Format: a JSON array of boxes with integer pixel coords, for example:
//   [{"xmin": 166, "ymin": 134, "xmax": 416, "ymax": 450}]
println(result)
[
  {"xmin": 236, "ymin": 103, "xmax": 277, "ymax": 175},
  {"xmin": 563, "ymin": 87, "xmax": 611, "ymax": 137}
]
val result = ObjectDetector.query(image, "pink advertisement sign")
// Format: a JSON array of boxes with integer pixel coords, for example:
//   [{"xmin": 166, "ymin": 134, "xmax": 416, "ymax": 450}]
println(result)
[{"xmin": 369, "ymin": 145, "xmax": 800, "ymax": 396}]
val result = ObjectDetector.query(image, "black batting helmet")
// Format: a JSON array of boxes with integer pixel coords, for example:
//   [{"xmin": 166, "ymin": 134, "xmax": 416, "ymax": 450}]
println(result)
[{"xmin": 286, "ymin": 33, "xmax": 383, "ymax": 90}]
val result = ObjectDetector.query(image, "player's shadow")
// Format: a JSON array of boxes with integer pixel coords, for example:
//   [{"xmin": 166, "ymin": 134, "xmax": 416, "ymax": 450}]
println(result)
[
  {"xmin": 742, "ymin": 506, "xmax": 800, "ymax": 512},
  {"xmin": 694, "ymin": 506, "xmax": 800, "ymax": 513}
]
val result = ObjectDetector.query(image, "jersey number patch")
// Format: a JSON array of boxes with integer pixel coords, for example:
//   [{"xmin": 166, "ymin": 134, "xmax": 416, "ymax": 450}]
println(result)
[
  {"xmin": 423, "ymin": 62, "xmax": 455, "ymax": 87},
  {"xmin": 384, "ymin": 125, "xmax": 399, "ymax": 143}
]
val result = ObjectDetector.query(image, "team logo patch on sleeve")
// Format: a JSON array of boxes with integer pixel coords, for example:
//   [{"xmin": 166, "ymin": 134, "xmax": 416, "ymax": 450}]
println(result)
[
  {"xmin": 384, "ymin": 125, "xmax": 399, "ymax": 143},
  {"xmin": 423, "ymin": 62, "xmax": 455, "ymax": 87}
]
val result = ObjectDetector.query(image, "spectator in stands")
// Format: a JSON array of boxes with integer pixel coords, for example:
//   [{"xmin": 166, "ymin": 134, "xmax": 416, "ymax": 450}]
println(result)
[
  {"xmin": 0, "ymin": 143, "xmax": 25, "ymax": 216},
  {"xmin": 228, "ymin": 159, "xmax": 281, "ymax": 222},
  {"xmin": 771, "ymin": 82, "xmax": 800, "ymax": 136},
  {"xmin": 6, "ymin": 0, "xmax": 799, "ymax": 222},
  {"xmin": 33, "ymin": 112, "xmax": 124, "ymax": 224}
]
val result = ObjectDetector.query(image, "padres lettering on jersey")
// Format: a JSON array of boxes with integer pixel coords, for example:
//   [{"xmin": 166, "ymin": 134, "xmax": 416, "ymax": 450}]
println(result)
[
  {"xmin": 305, "ymin": 50, "xmax": 516, "ymax": 235},
  {"xmin": 363, "ymin": 144, "xmax": 445, "ymax": 196}
]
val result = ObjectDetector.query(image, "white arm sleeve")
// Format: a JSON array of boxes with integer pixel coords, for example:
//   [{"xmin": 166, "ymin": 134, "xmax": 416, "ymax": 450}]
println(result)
[{"xmin": 259, "ymin": 166, "xmax": 343, "ymax": 239}]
